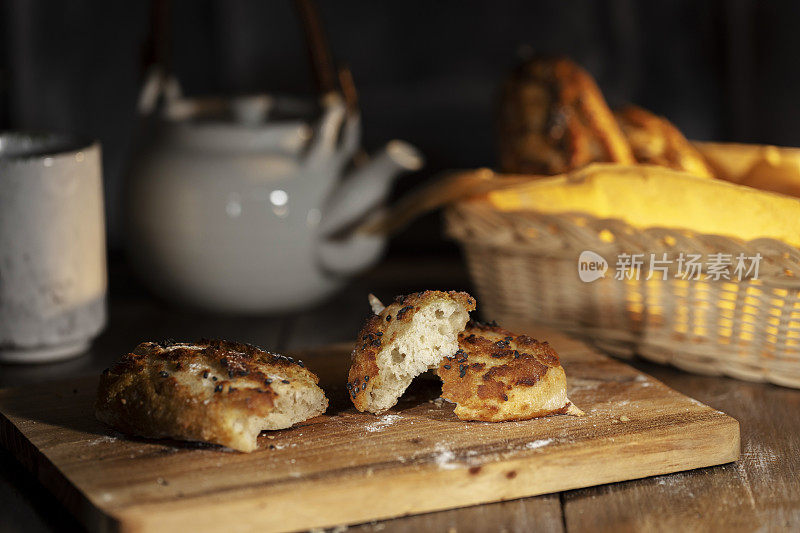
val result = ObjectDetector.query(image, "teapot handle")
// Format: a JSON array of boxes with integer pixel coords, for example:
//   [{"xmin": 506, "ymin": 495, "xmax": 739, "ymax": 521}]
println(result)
[
  {"xmin": 137, "ymin": 67, "xmax": 181, "ymax": 117},
  {"xmin": 137, "ymin": 0, "xmax": 180, "ymax": 117},
  {"xmin": 305, "ymin": 94, "xmax": 361, "ymax": 170},
  {"xmin": 137, "ymin": 0, "xmax": 355, "ymax": 116}
]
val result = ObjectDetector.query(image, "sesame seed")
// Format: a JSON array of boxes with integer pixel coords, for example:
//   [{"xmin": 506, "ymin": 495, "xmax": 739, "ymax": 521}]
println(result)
[
  {"xmin": 159, "ymin": 371, "xmax": 169, "ymax": 378},
  {"xmin": 214, "ymin": 384, "xmax": 223, "ymax": 393},
  {"xmin": 282, "ymin": 379, "xmax": 290, "ymax": 384},
  {"xmin": 202, "ymin": 371, "xmax": 209, "ymax": 379}
]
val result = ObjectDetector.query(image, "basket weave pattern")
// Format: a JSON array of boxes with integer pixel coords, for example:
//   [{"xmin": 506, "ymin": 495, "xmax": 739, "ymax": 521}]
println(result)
[{"xmin": 446, "ymin": 202, "xmax": 800, "ymax": 388}]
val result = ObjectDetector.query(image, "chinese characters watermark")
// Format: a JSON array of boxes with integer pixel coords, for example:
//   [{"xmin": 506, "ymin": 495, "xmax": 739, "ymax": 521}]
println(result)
[{"xmin": 578, "ymin": 251, "xmax": 762, "ymax": 282}]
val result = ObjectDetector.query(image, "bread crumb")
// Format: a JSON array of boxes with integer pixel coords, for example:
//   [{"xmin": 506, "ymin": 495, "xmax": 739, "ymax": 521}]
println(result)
[
  {"xmin": 525, "ymin": 438, "xmax": 553, "ymax": 450},
  {"xmin": 429, "ymin": 397, "xmax": 450, "ymax": 407},
  {"xmin": 86, "ymin": 436, "xmax": 118, "ymax": 446},
  {"xmin": 433, "ymin": 443, "xmax": 458, "ymax": 470},
  {"xmin": 365, "ymin": 414, "xmax": 402, "ymax": 433}
]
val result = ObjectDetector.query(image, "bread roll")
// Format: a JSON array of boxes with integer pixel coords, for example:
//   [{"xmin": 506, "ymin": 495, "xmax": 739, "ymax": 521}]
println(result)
[
  {"xmin": 498, "ymin": 56, "xmax": 634, "ymax": 175},
  {"xmin": 96, "ymin": 339, "xmax": 328, "ymax": 452},
  {"xmin": 437, "ymin": 321, "xmax": 582, "ymax": 422},
  {"xmin": 615, "ymin": 105, "xmax": 714, "ymax": 178}
]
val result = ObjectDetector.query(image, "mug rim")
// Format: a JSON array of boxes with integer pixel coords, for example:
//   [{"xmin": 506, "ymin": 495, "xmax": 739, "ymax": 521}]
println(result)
[{"xmin": 0, "ymin": 131, "xmax": 97, "ymax": 161}]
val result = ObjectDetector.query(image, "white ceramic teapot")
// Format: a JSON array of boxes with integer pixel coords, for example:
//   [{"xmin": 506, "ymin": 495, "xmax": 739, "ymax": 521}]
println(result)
[{"xmin": 126, "ymin": 87, "xmax": 423, "ymax": 313}]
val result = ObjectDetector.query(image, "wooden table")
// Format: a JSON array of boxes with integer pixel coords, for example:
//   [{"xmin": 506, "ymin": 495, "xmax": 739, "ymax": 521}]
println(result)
[{"xmin": 1, "ymin": 257, "xmax": 798, "ymax": 532}]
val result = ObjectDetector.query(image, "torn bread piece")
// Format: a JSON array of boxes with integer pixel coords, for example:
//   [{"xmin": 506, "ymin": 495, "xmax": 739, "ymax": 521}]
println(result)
[
  {"xmin": 96, "ymin": 339, "xmax": 328, "ymax": 452},
  {"xmin": 437, "ymin": 321, "xmax": 582, "ymax": 422},
  {"xmin": 347, "ymin": 291, "xmax": 476, "ymax": 413}
]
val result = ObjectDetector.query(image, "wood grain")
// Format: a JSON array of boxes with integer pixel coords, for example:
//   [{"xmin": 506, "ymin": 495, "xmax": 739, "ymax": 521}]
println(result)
[
  {"xmin": 347, "ymin": 495, "xmax": 565, "ymax": 533},
  {"xmin": 562, "ymin": 361, "xmax": 800, "ymax": 533},
  {"xmin": 0, "ymin": 329, "xmax": 739, "ymax": 533}
]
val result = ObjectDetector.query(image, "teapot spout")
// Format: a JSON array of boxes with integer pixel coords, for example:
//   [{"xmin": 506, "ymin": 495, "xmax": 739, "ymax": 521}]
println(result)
[
  {"xmin": 318, "ymin": 140, "xmax": 423, "ymax": 236},
  {"xmin": 317, "ymin": 229, "xmax": 386, "ymax": 277}
]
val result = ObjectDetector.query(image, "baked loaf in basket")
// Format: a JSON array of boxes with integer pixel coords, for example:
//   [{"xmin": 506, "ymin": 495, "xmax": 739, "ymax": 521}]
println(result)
[
  {"xmin": 96, "ymin": 340, "xmax": 328, "ymax": 452},
  {"xmin": 615, "ymin": 105, "xmax": 714, "ymax": 178},
  {"xmin": 438, "ymin": 321, "xmax": 582, "ymax": 421},
  {"xmin": 498, "ymin": 55, "xmax": 635, "ymax": 175}
]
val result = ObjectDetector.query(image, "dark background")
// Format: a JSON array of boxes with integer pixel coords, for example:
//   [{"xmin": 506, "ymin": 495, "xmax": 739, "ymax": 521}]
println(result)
[{"xmin": 1, "ymin": 0, "xmax": 799, "ymax": 254}]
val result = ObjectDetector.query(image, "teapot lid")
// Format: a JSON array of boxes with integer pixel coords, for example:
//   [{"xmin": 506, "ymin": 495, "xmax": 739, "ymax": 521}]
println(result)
[{"xmin": 155, "ymin": 94, "xmax": 315, "ymax": 155}]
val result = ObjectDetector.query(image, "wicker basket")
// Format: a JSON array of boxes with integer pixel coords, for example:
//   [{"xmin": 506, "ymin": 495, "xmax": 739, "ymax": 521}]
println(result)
[{"xmin": 445, "ymin": 197, "xmax": 800, "ymax": 389}]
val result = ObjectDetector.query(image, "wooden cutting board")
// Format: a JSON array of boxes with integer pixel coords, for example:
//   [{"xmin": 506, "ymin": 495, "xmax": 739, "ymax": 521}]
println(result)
[{"xmin": 0, "ymin": 328, "xmax": 739, "ymax": 533}]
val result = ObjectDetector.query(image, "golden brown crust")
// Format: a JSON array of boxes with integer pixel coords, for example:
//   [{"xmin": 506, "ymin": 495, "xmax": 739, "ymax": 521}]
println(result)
[
  {"xmin": 498, "ymin": 56, "xmax": 635, "ymax": 175},
  {"xmin": 95, "ymin": 339, "xmax": 327, "ymax": 451},
  {"xmin": 615, "ymin": 105, "xmax": 714, "ymax": 178},
  {"xmin": 437, "ymin": 321, "xmax": 580, "ymax": 422},
  {"xmin": 347, "ymin": 290, "xmax": 476, "ymax": 411}
]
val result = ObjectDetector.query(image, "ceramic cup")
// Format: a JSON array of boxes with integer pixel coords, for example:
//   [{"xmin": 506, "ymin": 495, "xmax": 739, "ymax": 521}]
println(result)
[{"xmin": 0, "ymin": 132, "xmax": 107, "ymax": 363}]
